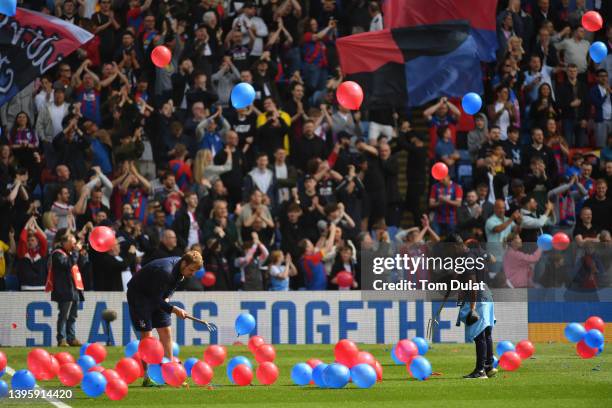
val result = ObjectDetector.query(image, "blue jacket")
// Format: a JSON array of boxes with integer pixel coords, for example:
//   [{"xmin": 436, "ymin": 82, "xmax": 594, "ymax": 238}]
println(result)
[
  {"xmin": 589, "ymin": 85, "xmax": 611, "ymax": 123},
  {"xmin": 127, "ymin": 257, "xmax": 183, "ymax": 313}
]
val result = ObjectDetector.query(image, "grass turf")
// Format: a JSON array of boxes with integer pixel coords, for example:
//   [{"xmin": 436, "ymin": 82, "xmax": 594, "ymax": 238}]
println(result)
[{"xmin": 0, "ymin": 343, "xmax": 610, "ymax": 408}]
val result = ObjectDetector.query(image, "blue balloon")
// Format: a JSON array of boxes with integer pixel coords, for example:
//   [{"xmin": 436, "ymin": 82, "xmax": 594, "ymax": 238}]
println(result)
[
  {"xmin": 184, "ymin": 357, "xmax": 199, "ymax": 377},
  {"xmin": 0, "ymin": 368, "xmax": 5, "ymax": 377},
  {"xmin": 147, "ymin": 357, "xmax": 170, "ymax": 384},
  {"xmin": 235, "ymin": 313, "xmax": 256, "ymax": 336},
  {"xmin": 80, "ymin": 342, "xmax": 91, "ymax": 356},
  {"xmin": 226, "ymin": 356, "xmax": 252, "ymax": 383},
  {"xmin": 597, "ymin": 344, "xmax": 604, "ymax": 356},
  {"xmin": 496, "ymin": 341, "xmax": 515, "ymax": 356},
  {"xmin": 565, "ymin": 322, "xmax": 587, "ymax": 343},
  {"xmin": 350, "ymin": 364, "xmax": 377, "ymax": 388},
  {"xmin": 410, "ymin": 356, "xmax": 432, "ymax": 381},
  {"xmin": 0, "ymin": 0, "xmax": 16, "ymax": 17},
  {"xmin": 323, "ymin": 363, "xmax": 350, "ymax": 389},
  {"xmin": 537, "ymin": 234, "xmax": 553, "ymax": 251},
  {"xmin": 312, "ymin": 363, "xmax": 329, "ymax": 388},
  {"xmin": 11, "ymin": 370, "xmax": 36, "ymax": 391},
  {"xmin": 172, "ymin": 341, "xmax": 180, "ymax": 357},
  {"xmin": 584, "ymin": 329, "xmax": 604, "ymax": 349},
  {"xmin": 390, "ymin": 346, "xmax": 402, "ymax": 365},
  {"xmin": 462, "ymin": 92, "xmax": 483, "ymax": 115},
  {"xmin": 125, "ymin": 340, "xmax": 139, "ymax": 357},
  {"xmin": 231, "ymin": 82, "xmax": 256, "ymax": 109},
  {"xmin": 291, "ymin": 363, "xmax": 313, "ymax": 386},
  {"xmin": 81, "ymin": 372, "xmax": 107, "ymax": 397},
  {"xmin": 195, "ymin": 268, "xmax": 205, "ymax": 280},
  {"xmin": 0, "ymin": 380, "xmax": 7, "ymax": 398},
  {"xmin": 412, "ymin": 337, "xmax": 429, "ymax": 355},
  {"xmin": 492, "ymin": 355, "xmax": 499, "ymax": 368},
  {"xmin": 589, "ymin": 41, "xmax": 608, "ymax": 64},
  {"xmin": 77, "ymin": 355, "xmax": 97, "ymax": 372}
]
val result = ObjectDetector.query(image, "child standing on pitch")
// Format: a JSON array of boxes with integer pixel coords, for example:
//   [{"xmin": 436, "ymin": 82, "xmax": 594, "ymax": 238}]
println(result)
[{"xmin": 454, "ymin": 236, "xmax": 497, "ymax": 379}]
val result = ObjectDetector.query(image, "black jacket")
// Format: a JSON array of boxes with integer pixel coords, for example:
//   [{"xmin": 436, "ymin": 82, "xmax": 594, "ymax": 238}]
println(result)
[
  {"xmin": 50, "ymin": 249, "xmax": 87, "ymax": 302},
  {"xmin": 556, "ymin": 80, "xmax": 589, "ymax": 121},
  {"xmin": 171, "ymin": 209, "xmax": 198, "ymax": 251},
  {"xmin": 92, "ymin": 252, "xmax": 134, "ymax": 291},
  {"xmin": 15, "ymin": 255, "xmax": 47, "ymax": 289}
]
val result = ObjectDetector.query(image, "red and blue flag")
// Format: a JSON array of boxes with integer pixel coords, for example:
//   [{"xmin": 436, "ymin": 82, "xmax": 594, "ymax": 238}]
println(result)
[
  {"xmin": 337, "ymin": 21, "xmax": 483, "ymax": 108},
  {"xmin": 383, "ymin": 0, "xmax": 498, "ymax": 62}
]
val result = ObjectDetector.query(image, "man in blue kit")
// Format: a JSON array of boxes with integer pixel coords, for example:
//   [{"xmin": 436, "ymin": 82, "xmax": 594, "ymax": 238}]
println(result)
[{"xmin": 127, "ymin": 250, "xmax": 203, "ymax": 385}]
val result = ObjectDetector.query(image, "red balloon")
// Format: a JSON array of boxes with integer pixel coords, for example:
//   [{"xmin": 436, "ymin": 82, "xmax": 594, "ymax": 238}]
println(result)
[
  {"xmin": 248, "ymin": 335, "xmax": 266, "ymax": 353},
  {"xmin": 256, "ymin": 362, "xmax": 279, "ymax": 385},
  {"xmin": 54, "ymin": 352, "xmax": 75, "ymax": 365},
  {"xmin": 203, "ymin": 345, "xmax": 226, "ymax": 367},
  {"xmin": 582, "ymin": 11, "xmax": 603, "ymax": 32},
  {"xmin": 431, "ymin": 162, "xmax": 449, "ymax": 181},
  {"xmin": 232, "ymin": 364, "xmax": 253, "ymax": 386},
  {"xmin": 102, "ymin": 368, "xmax": 121, "ymax": 382},
  {"xmin": 151, "ymin": 45, "xmax": 172, "ymax": 68},
  {"xmin": 0, "ymin": 351, "xmax": 7, "ymax": 371},
  {"xmin": 115, "ymin": 358, "xmax": 140, "ymax": 384},
  {"xmin": 585, "ymin": 316, "xmax": 605, "ymax": 333},
  {"xmin": 89, "ymin": 366, "xmax": 105, "ymax": 373},
  {"xmin": 201, "ymin": 272, "xmax": 216, "ymax": 287},
  {"xmin": 106, "ymin": 379, "xmax": 128, "ymax": 401},
  {"xmin": 515, "ymin": 340, "xmax": 535, "ymax": 360},
  {"xmin": 138, "ymin": 337, "xmax": 164, "ymax": 364},
  {"xmin": 131, "ymin": 352, "xmax": 145, "ymax": 378},
  {"xmin": 353, "ymin": 351, "xmax": 376, "ymax": 368},
  {"xmin": 374, "ymin": 360, "xmax": 383, "ymax": 382},
  {"xmin": 255, "ymin": 344, "xmax": 276, "ymax": 363},
  {"xmin": 86, "ymin": 343, "xmax": 107, "ymax": 364},
  {"xmin": 552, "ymin": 232, "xmax": 570, "ymax": 250},
  {"xmin": 58, "ymin": 363, "xmax": 83, "ymax": 386},
  {"xmin": 191, "ymin": 361, "xmax": 214, "ymax": 385},
  {"xmin": 334, "ymin": 339, "xmax": 359, "ymax": 366},
  {"xmin": 162, "ymin": 362, "xmax": 187, "ymax": 387},
  {"xmin": 577, "ymin": 340, "xmax": 598, "ymax": 359},
  {"xmin": 499, "ymin": 351, "xmax": 522, "ymax": 371},
  {"xmin": 336, "ymin": 81, "xmax": 364, "ymax": 110},
  {"xmin": 306, "ymin": 359, "xmax": 323, "ymax": 368},
  {"xmin": 336, "ymin": 271, "xmax": 354, "ymax": 288},
  {"xmin": 89, "ymin": 226, "xmax": 116, "ymax": 252},
  {"xmin": 395, "ymin": 340, "xmax": 419, "ymax": 363},
  {"xmin": 44, "ymin": 356, "xmax": 60, "ymax": 380},
  {"xmin": 27, "ymin": 348, "xmax": 53, "ymax": 380}
]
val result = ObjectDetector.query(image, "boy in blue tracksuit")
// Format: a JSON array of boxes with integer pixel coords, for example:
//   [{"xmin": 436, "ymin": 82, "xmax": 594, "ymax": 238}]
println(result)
[
  {"xmin": 127, "ymin": 251, "xmax": 203, "ymax": 385},
  {"xmin": 454, "ymin": 236, "xmax": 497, "ymax": 379}
]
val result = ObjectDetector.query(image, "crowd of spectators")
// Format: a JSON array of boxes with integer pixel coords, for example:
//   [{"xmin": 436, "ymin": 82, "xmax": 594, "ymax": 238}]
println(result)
[{"xmin": 0, "ymin": 0, "xmax": 611, "ymax": 293}]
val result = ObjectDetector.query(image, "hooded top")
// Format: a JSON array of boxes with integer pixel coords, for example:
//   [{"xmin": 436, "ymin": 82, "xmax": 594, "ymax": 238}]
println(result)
[{"xmin": 467, "ymin": 113, "xmax": 489, "ymax": 161}]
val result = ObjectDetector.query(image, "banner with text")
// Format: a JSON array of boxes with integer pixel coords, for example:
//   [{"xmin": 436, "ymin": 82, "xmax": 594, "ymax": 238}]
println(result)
[{"xmin": 0, "ymin": 292, "xmax": 528, "ymax": 347}]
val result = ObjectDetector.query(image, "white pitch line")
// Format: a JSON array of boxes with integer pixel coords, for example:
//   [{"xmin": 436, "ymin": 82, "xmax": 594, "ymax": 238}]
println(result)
[{"xmin": 5, "ymin": 366, "xmax": 72, "ymax": 408}]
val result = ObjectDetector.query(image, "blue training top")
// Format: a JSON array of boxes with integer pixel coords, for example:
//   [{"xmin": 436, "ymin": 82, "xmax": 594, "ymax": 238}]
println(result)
[{"xmin": 127, "ymin": 257, "xmax": 183, "ymax": 313}]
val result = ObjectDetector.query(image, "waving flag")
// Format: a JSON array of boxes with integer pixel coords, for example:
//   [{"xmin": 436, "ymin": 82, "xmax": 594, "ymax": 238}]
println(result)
[
  {"xmin": 383, "ymin": 0, "xmax": 498, "ymax": 62},
  {"xmin": 337, "ymin": 21, "xmax": 483, "ymax": 108},
  {"xmin": 0, "ymin": 8, "xmax": 93, "ymax": 107}
]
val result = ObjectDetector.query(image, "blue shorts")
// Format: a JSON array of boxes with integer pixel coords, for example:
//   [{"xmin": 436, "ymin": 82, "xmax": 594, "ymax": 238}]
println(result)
[{"xmin": 127, "ymin": 291, "xmax": 171, "ymax": 332}]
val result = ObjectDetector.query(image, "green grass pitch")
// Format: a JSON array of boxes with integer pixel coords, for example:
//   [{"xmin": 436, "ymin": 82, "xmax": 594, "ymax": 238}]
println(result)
[{"xmin": 1, "ymin": 343, "xmax": 610, "ymax": 408}]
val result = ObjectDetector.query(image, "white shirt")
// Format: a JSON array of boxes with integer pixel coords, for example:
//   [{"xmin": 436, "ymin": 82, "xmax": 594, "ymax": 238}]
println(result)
[
  {"xmin": 523, "ymin": 66, "xmax": 554, "ymax": 103},
  {"xmin": 494, "ymin": 101, "xmax": 510, "ymax": 140},
  {"xmin": 250, "ymin": 168, "xmax": 273, "ymax": 195},
  {"xmin": 233, "ymin": 15, "xmax": 268, "ymax": 56},
  {"xmin": 187, "ymin": 211, "xmax": 200, "ymax": 248},
  {"xmin": 369, "ymin": 14, "xmax": 383, "ymax": 32},
  {"xmin": 599, "ymin": 84, "xmax": 611, "ymax": 120},
  {"xmin": 48, "ymin": 103, "xmax": 69, "ymax": 139},
  {"xmin": 275, "ymin": 163, "xmax": 289, "ymax": 203}
]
